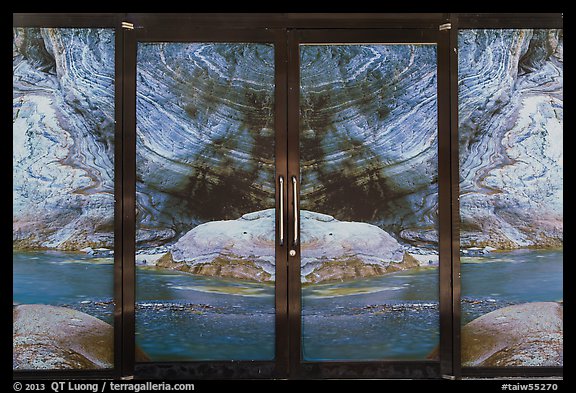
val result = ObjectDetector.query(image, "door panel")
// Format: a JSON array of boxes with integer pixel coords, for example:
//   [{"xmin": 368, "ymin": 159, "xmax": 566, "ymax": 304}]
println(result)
[
  {"xmin": 299, "ymin": 43, "xmax": 439, "ymax": 361},
  {"xmin": 13, "ymin": 27, "xmax": 117, "ymax": 371},
  {"xmin": 287, "ymin": 29, "xmax": 450, "ymax": 378},
  {"xmin": 134, "ymin": 41, "xmax": 277, "ymax": 361},
  {"xmin": 458, "ymin": 28, "xmax": 563, "ymax": 368}
]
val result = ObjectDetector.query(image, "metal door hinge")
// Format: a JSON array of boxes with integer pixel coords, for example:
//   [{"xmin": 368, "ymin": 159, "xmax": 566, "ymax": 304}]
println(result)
[
  {"xmin": 439, "ymin": 23, "xmax": 452, "ymax": 31},
  {"xmin": 121, "ymin": 21, "xmax": 134, "ymax": 30}
]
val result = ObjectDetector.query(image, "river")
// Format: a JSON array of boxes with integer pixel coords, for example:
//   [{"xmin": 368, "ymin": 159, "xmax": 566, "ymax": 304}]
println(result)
[{"xmin": 12, "ymin": 248, "xmax": 562, "ymax": 361}]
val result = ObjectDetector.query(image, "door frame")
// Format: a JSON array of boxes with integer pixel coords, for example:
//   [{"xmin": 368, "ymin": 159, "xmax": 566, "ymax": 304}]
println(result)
[
  {"xmin": 121, "ymin": 23, "xmax": 290, "ymax": 380},
  {"xmin": 286, "ymin": 28, "xmax": 455, "ymax": 379},
  {"xmin": 453, "ymin": 12, "xmax": 564, "ymax": 380}
]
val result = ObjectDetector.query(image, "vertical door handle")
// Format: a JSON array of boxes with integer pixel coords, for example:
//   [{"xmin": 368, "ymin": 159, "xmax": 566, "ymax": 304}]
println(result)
[
  {"xmin": 292, "ymin": 176, "xmax": 299, "ymax": 248},
  {"xmin": 278, "ymin": 176, "xmax": 284, "ymax": 246}
]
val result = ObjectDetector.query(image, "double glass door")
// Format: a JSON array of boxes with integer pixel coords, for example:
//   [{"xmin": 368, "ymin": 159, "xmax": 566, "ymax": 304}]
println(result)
[
  {"xmin": 130, "ymin": 27, "xmax": 449, "ymax": 379},
  {"xmin": 16, "ymin": 16, "xmax": 561, "ymax": 379}
]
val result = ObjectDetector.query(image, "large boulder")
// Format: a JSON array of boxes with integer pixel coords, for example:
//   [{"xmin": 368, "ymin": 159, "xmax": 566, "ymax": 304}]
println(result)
[
  {"xmin": 157, "ymin": 209, "xmax": 419, "ymax": 283},
  {"xmin": 461, "ymin": 302, "xmax": 563, "ymax": 367},
  {"xmin": 298, "ymin": 210, "xmax": 419, "ymax": 283},
  {"xmin": 13, "ymin": 304, "xmax": 149, "ymax": 370},
  {"xmin": 158, "ymin": 209, "xmax": 276, "ymax": 282}
]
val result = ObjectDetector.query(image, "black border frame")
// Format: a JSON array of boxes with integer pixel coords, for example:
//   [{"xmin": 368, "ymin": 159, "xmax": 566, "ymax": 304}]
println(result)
[
  {"xmin": 12, "ymin": 13, "xmax": 124, "ymax": 380},
  {"xmin": 11, "ymin": 12, "xmax": 564, "ymax": 381}
]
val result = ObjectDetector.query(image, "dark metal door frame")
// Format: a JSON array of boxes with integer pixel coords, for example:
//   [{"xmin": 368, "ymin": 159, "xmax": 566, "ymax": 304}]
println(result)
[
  {"xmin": 451, "ymin": 12, "xmax": 564, "ymax": 380},
  {"xmin": 286, "ymin": 27, "xmax": 454, "ymax": 380}
]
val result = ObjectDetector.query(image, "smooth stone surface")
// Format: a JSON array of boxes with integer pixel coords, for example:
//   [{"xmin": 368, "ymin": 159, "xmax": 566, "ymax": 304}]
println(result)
[
  {"xmin": 13, "ymin": 304, "xmax": 149, "ymax": 370},
  {"xmin": 461, "ymin": 302, "xmax": 563, "ymax": 367},
  {"xmin": 158, "ymin": 209, "xmax": 418, "ymax": 283}
]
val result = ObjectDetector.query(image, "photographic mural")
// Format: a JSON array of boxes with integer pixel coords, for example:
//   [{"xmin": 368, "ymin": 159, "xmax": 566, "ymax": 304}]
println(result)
[
  {"xmin": 12, "ymin": 26, "xmax": 562, "ymax": 369},
  {"xmin": 134, "ymin": 42, "xmax": 277, "ymax": 361},
  {"xmin": 13, "ymin": 28, "xmax": 116, "ymax": 369},
  {"xmin": 458, "ymin": 29, "xmax": 563, "ymax": 367},
  {"xmin": 299, "ymin": 44, "xmax": 440, "ymax": 360}
]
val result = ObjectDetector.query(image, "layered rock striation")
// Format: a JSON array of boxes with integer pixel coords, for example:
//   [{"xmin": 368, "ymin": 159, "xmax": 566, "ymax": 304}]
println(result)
[
  {"xmin": 458, "ymin": 29, "xmax": 563, "ymax": 249},
  {"xmin": 13, "ymin": 28, "xmax": 116, "ymax": 250},
  {"xmin": 135, "ymin": 42, "xmax": 276, "ymax": 246},
  {"xmin": 13, "ymin": 30, "xmax": 563, "ymax": 254}
]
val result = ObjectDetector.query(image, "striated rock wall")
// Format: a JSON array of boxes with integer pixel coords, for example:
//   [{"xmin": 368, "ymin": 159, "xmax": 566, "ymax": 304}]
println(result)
[
  {"xmin": 458, "ymin": 29, "xmax": 563, "ymax": 249},
  {"xmin": 299, "ymin": 44, "xmax": 439, "ymax": 242},
  {"xmin": 135, "ymin": 43, "xmax": 276, "ymax": 246},
  {"xmin": 13, "ymin": 28, "xmax": 116, "ymax": 250},
  {"xmin": 13, "ymin": 29, "xmax": 562, "ymax": 253}
]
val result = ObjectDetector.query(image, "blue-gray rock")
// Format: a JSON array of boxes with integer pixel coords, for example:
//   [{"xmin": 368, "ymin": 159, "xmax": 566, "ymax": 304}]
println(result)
[
  {"xmin": 13, "ymin": 28, "xmax": 115, "ymax": 250},
  {"xmin": 458, "ymin": 29, "xmax": 563, "ymax": 249},
  {"xmin": 135, "ymin": 42, "xmax": 276, "ymax": 246},
  {"xmin": 298, "ymin": 44, "xmax": 439, "ymax": 241},
  {"xmin": 13, "ymin": 29, "xmax": 562, "ymax": 253}
]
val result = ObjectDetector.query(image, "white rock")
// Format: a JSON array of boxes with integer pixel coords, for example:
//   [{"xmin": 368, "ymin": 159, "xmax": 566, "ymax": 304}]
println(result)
[{"xmin": 169, "ymin": 209, "xmax": 410, "ymax": 282}]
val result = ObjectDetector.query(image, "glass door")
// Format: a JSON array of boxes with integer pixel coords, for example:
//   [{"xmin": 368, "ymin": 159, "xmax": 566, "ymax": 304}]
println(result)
[
  {"xmin": 123, "ymin": 26, "xmax": 288, "ymax": 378},
  {"xmin": 287, "ymin": 29, "xmax": 453, "ymax": 378},
  {"xmin": 13, "ymin": 13, "xmax": 563, "ymax": 382}
]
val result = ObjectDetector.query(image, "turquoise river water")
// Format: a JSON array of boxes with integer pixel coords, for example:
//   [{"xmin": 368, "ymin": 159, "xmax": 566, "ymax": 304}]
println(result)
[{"xmin": 13, "ymin": 249, "xmax": 562, "ymax": 361}]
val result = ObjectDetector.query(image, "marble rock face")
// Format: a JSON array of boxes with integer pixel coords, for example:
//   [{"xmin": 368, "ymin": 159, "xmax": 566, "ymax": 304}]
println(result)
[
  {"xmin": 13, "ymin": 28, "xmax": 115, "ymax": 250},
  {"xmin": 458, "ymin": 29, "xmax": 563, "ymax": 249},
  {"xmin": 13, "ymin": 29, "xmax": 562, "ymax": 253},
  {"xmin": 135, "ymin": 43, "xmax": 440, "ymax": 249},
  {"xmin": 299, "ymin": 44, "xmax": 439, "ymax": 244},
  {"xmin": 135, "ymin": 43, "xmax": 276, "ymax": 247},
  {"xmin": 158, "ymin": 209, "xmax": 418, "ymax": 283}
]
